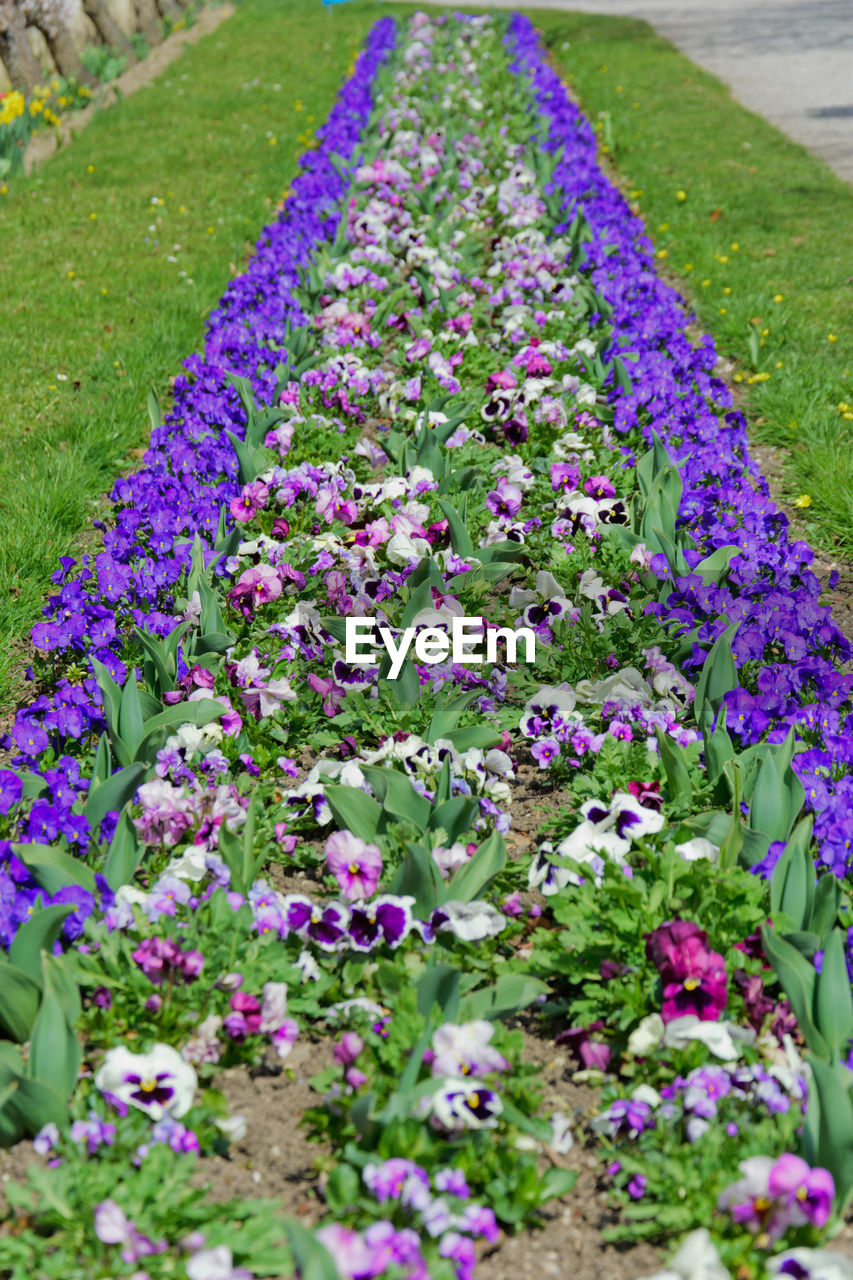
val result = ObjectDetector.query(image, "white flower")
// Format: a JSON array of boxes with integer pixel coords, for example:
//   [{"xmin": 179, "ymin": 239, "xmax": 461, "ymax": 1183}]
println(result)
[
  {"xmin": 574, "ymin": 666, "xmax": 655, "ymax": 707},
  {"xmin": 214, "ymin": 1114, "xmax": 247, "ymax": 1144},
  {"xmin": 550, "ymin": 1110, "xmax": 574, "ymax": 1155},
  {"xmin": 166, "ymin": 847, "xmax": 208, "ymax": 882},
  {"xmin": 258, "ymin": 982, "xmax": 289, "ymax": 1033},
  {"xmin": 426, "ymin": 1077, "xmax": 503, "ymax": 1132},
  {"xmin": 386, "ymin": 530, "xmax": 431, "ymax": 565},
  {"xmin": 432, "ymin": 900, "xmax": 506, "ymax": 941},
  {"xmin": 640, "ymin": 1228, "xmax": 730, "ymax": 1280},
  {"xmin": 186, "ymin": 1245, "xmax": 253, "ymax": 1280},
  {"xmin": 627, "ymin": 1013, "xmax": 665, "ymax": 1057},
  {"xmin": 768, "ymin": 1250, "xmax": 853, "ymax": 1280},
  {"xmin": 95, "ymin": 1044, "xmax": 197, "ymax": 1120},
  {"xmin": 674, "ymin": 838, "xmax": 719, "ymax": 863},
  {"xmin": 662, "ymin": 1017, "xmax": 755, "ymax": 1063}
]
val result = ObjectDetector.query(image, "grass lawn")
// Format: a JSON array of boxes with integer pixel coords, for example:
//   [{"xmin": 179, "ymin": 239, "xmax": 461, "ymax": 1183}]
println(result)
[
  {"xmin": 0, "ymin": 0, "xmax": 387, "ymax": 712},
  {"xmin": 1, "ymin": 0, "xmax": 851, "ymax": 713},
  {"xmin": 527, "ymin": 7, "xmax": 853, "ymax": 556}
]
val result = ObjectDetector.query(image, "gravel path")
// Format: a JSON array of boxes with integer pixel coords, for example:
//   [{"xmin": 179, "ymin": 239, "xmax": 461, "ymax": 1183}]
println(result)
[{"xmin": 396, "ymin": 0, "xmax": 853, "ymax": 184}]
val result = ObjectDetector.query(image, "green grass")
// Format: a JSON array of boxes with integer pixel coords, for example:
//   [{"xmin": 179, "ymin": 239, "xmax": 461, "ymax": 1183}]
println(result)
[
  {"xmin": 0, "ymin": 0, "xmax": 386, "ymax": 711},
  {"xmin": 2, "ymin": 1, "xmax": 851, "ymax": 713},
  {"xmin": 525, "ymin": 8, "xmax": 853, "ymax": 554}
]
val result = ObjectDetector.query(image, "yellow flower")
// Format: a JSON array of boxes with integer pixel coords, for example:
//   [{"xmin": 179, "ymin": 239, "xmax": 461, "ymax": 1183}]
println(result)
[
  {"xmin": 715, "ymin": 253, "xmax": 729, "ymax": 264},
  {"xmin": 730, "ymin": 242, "xmax": 739, "ymax": 251},
  {"xmin": 656, "ymin": 249, "xmax": 668, "ymax": 259},
  {"xmin": 87, "ymin": 165, "xmax": 95, "ymax": 174},
  {"xmin": 827, "ymin": 333, "xmax": 838, "ymax": 342},
  {"xmin": 0, "ymin": 91, "xmax": 25, "ymax": 124},
  {"xmin": 722, "ymin": 286, "xmax": 732, "ymax": 295},
  {"xmin": 794, "ymin": 494, "xmax": 812, "ymax": 509},
  {"xmin": 676, "ymin": 190, "xmax": 686, "ymax": 201},
  {"xmin": 683, "ymin": 263, "xmax": 693, "ymax": 272},
  {"xmin": 773, "ymin": 293, "xmax": 784, "ymax": 303}
]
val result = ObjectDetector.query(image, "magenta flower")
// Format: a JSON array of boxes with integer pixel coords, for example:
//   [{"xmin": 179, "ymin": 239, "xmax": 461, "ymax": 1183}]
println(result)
[
  {"xmin": 550, "ymin": 462, "xmax": 580, "ymax": 492},
  {"xmin": 718, "ymin": 1154, "xmax": 834, "ymax": 1244},
  {"xmin": 229, "ymin": 480, "xmax": 269, "ymax": 523},
  {"xmin": 229, "ymin": 563, "xmax": 281, "ymax": 615},
  {"xmin": 583, "ymin": 475, "xmax": 616, "ymax": 500},
  {"xmin": 307, "ymin": 672, "xmax": 346, "ymax": 717},
  {"xmin": 768, "ymin": 1153, "xmax": 834, "ymax": 1229},
  {"xmin": 645, "ymin": 920, "xmax": 727, "ymax": 1023},
  {"xmin": 325, "ymin": 830, "xmax": 383, "ymax": 900}
]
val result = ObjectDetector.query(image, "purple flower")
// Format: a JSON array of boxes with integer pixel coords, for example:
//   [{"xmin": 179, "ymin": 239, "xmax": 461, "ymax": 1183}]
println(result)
[{"xmin": 531, "ymin": 737, "xmax": 560, "ymax": 769}]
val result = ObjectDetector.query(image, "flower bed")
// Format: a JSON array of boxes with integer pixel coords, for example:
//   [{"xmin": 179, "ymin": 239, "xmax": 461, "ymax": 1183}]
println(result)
[{"xmin": 1, "ymin": 11, "xmax": 852, "ymax": 1280}]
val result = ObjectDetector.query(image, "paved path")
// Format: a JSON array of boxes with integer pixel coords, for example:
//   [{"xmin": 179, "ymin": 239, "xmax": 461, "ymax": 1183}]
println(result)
[{"xmin": 394, "ymin": 0, "xmax": 853, "ymax": 185}]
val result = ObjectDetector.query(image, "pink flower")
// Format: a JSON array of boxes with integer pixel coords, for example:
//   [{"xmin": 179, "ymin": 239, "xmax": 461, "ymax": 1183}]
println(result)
[
  {"xmin": 645, "ymin": 920, "xmax": 727, "ymax": 1023},
  {"xmin": 333, "ymin": 1032, "xmax": 364, "ymax": 1066},
  {"xmin": 229, "ymin": 480, "xmax": 269, "ymax": 523},
  {"xmin": 325, "ymin": 830, "xmax": 383, "ymax": 900}
]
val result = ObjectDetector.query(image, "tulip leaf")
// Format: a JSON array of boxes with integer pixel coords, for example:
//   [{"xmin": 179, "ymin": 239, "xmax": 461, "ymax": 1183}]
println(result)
[
  {"xmin": 815, "ymin": 929, "xmax": 853, "ymax": 1062},
  {"xmin": 9, "ymin": 905, "xmax": 76, "ymax": 982}
]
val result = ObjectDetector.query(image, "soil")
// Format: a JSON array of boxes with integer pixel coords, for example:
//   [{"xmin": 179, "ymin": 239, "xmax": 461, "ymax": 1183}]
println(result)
[{"xmin": 193, "ymin": 1036, "xmax": 335, "ymax": 1218}]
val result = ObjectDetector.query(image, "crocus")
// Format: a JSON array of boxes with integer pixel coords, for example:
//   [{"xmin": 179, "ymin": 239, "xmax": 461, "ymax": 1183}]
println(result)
[{"xmin": 325, "ymin": 829, "xmax": 383, "ymax": 900}]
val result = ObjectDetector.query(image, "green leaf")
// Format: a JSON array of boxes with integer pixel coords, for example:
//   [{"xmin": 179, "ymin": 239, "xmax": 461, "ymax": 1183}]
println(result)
[
  {"xmin": 654, "ymin": 728, "xmax": 692, "ymax": 806},
  {"xmin": 11, "ymin": 843, "xmax": 97, "ymax": 897},
  {"xmin": 441, "ymin": 725, "xmax": 503, "ymax": 752},
  {"xmin": 815, "ymin": 929, "xmax": 853, "ymax": 1062},
  {"xmin": 323, "ymin": 786, "xmax": 382, "ymax": 841},
  {"xmin": 0, "ymin": 960, "xmax": 42, "ymax": 1041},
  {"xmin": 360, "ymin": 766, "xmax": 430, "ymax": 833},
  {"xmin": 804, "ymin": 1057, "xmax": 853, "ymax": 1211},
  {"xmin": 118, "ymin": 674, "xmax": 145, "ymax": 758},
  {"xmin": 84, "ymin": 761, "xmax": 146, "ymax": 829},
  {"xmin": 147, "ymin": 387, "xmax": 162, "ymax": 431},
  {"xmin": 427, "ymin": 796, "xmax": 480, "ymax": 844},
  {"xmin": 459, "ymin": 973, "xmax": 550, "ymax": 1022},
  {"xmin": 28, "ymin": 959, "xmax": 80, "ymax": 1100},
  {"xmin": 447, "ymin": 832, "xmax": 506, "ymax": 903},
  {"xmin": 437, "ymin": 498, "xmax": 474, "ymax": 558},
  {"xmin": 388, "ymin": 845, "xmax": 444, "ymax": 917},
  {"xmin": 102, "ymin": 809, "xmax": 144, "ymax": 891},
  {"xmin": 537, "ymin": 1167, "xmax": 578, "ymax": 1204},
  {"xmin": 9, "ymin": 905, "xmax": 76, "ymax": 982},
  {"xmin": 761, "ymin": 926, "xmax": 827, "ymax": 1059},
  {"xmin": 281, "ymin": 1220, "xmax": 339, "ymax": 1280},
  {"xmin": 417, "ymin": 965, "xmax": 461, "ymax": 1022}
]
